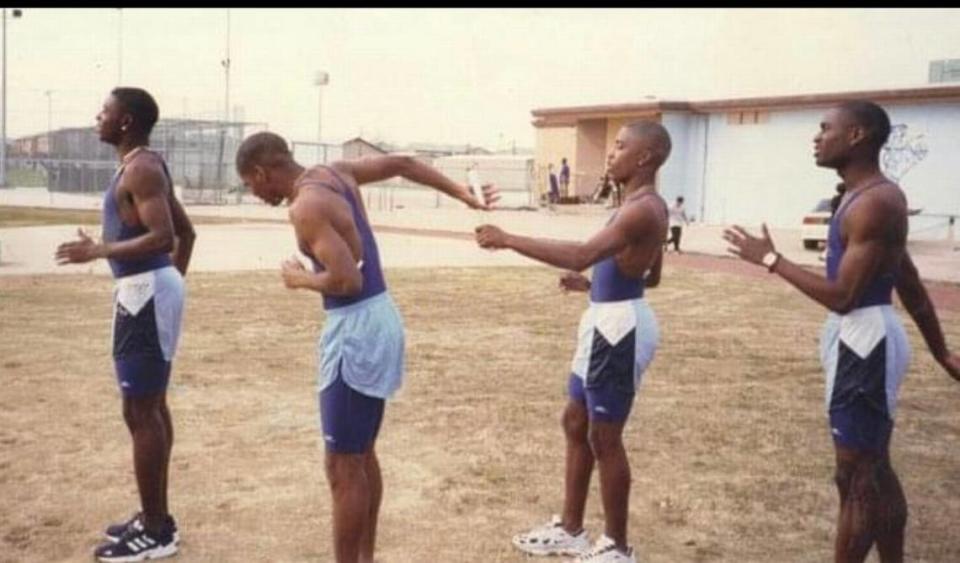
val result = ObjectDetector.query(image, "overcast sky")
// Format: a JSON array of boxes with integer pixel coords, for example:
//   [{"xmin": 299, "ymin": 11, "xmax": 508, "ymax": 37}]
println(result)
[{"xmin": 4, "ymin": 8, "xmax": 959, "ymax": 150}]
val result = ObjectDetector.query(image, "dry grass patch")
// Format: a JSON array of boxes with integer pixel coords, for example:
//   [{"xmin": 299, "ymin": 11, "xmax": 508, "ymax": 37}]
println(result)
[{"xmin": 1, "ymin": 266, "xmax": 959, "ymax": 562}]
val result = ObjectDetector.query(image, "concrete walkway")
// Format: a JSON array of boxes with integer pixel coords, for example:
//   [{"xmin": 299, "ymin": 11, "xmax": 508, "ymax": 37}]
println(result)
[{"xmin": 1, "ymin": 187, "xmax": 957, "ymax": 283}]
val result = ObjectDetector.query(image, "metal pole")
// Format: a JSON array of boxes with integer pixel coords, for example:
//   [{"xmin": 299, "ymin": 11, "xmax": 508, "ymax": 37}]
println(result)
[
  {"xmin": 1, "ymin": 9, "xmax": 7, "ymax": 188},
  {"xmin": 117, "ymin": 9, "xmax": 123, "ymax": 84},
  {"xmin": 317, "ymin": 85, "xmax": 323, "ymax": 143}
]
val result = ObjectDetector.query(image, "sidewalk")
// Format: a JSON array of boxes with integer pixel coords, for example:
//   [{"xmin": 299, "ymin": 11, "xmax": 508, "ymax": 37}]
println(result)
[{"xmin": 1, "ymin": 187, "xmax": 957, "ymax": 283}]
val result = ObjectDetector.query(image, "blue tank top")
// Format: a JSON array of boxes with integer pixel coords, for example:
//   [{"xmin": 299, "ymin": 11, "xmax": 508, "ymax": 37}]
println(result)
[
  {"xmin": 300, "ymin": 166, "xmax": 387, "ymax": 310},
  {"xmin": 590, "ymin": 192, "xmax": 668, "ymax": 303},
  {"xmin": 825, "ymin": 179, "xmax": 897, "ymax": 309},
  {"xmin": 101, "ymin": 150, "xmax": 174, "ymax": 279}
]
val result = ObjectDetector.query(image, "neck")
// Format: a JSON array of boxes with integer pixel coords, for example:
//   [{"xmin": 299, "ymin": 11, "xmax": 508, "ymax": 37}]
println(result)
[
  {"xmin": 285, "ymin": 162, "xmax": 308, "ymax": 203},
  {"xmin": 621, "ymin": 168, "xmax": 657, "ymax": 198},
  {"xmin": 838, "ymin": 158, "xmax": 885, "ymax": 192},
  {"xmin": 116, "ymin": 137, "xmax": 149, "ymax": 160}
]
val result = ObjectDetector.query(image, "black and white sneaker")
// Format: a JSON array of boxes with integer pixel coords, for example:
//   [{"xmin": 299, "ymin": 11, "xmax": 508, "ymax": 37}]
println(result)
[
  {"xmin": 105, "ymin": 513, "xmax": 179, "ymax": 544},
  {"xmin": 95, "ymin": 520, "xmax": 177, "ymax": 562}
]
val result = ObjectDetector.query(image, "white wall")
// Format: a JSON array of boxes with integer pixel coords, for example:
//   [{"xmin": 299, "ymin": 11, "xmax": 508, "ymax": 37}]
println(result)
[
  {"xmin": 698, "ymin": 102, "xmax": 960, "ymax": 238},
  {"xmin": 884, "ymin": 103, "xmax": 960, "ymax": 240},
  {"xmin": 660, "ymin": 112, "xmax": 708, "ymax": 221},
  {"xmin": 701, "ymin": 108, "xmax": 836, "ymax": 227}
]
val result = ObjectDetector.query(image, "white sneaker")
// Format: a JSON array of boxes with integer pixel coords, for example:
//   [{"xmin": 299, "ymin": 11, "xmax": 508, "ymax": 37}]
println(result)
[
  {"xmin": 570, "ymin": 535, "xmax": 636, "ymax": 563},
  {"xmin": 512, "ymin": 514, "xmax": 591, "ymax": 556}
]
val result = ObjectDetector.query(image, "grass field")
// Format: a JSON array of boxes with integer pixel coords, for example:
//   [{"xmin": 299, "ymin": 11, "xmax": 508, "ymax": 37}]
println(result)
[{"xmin": 2, "ymin": 266, "xmax": 959, "ymax": 562}]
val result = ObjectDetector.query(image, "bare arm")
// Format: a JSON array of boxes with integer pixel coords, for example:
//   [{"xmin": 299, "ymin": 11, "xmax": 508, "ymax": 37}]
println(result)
[
  {"xmin": 476, "ymin": 200, "xmax": 651, "ymax": 272},
  {"xmin": 168, "ymin": 189, "xmax": 196, "ymax": 275},
  {"xmin": 645, "ymin": 248, "xmax": 663, "ymax": 288},
  {"xmin": 895, "ymin": 252, "xmax": 960, "ymax": 380},
  {"xmin": 56, "ymin": 163, "xmax": 174, "ymax": 265},
  {"xmin": 331, "ymin": 155, "xmax": 488, "ymax": 209},
  {"xmin": 281, "ymin": 191, "xmax": 362, "ymax": 296},
  {"xmin": 724, "ymin": 198, "xmax": 890, "ymax": 314}
]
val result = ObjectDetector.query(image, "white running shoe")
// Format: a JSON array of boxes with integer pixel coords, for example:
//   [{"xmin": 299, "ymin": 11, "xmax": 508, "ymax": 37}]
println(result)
[
  {"xmin": 512, "ymin": 514, "xmax": 591, "ymax": 556},
  {"xmin": 570, "ymin": 535, "xmax": 636, "ymax": 563}
]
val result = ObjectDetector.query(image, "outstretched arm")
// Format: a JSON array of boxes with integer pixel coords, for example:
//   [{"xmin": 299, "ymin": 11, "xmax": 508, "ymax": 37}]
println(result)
[
  {"xmin": 332, "ymin": 155, "xmax": 489, "ymax": 210},
  {"xmin": 724, "ymin": 198, "xmax": 890, "ymax": 314},
  {"xmin": 476, "ymin": 200, "xmax": 650, "ymax": 272},
  {"xmin": 895, "ymin": 252, "xmax": 960, "ymax": 380}
]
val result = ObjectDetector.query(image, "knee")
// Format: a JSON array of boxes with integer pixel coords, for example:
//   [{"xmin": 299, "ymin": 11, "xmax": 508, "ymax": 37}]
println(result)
[
  {"xmin": 587, "ymin": 426, "xmax": 622, "ymax": 460},
  {"xmin": 834, "ymin": 463, "xmax": 855, "ymax": 494},
  {"xmin": 123, "ymin": 397, "xmax": 161, "ymax": 429},
  {"xmin": 562, "ymin": 406, "xmax": 588, "ymax": 443},
  {"xmin": 325, "ymin": 454, "xmax": 363, "ymax": 489}
]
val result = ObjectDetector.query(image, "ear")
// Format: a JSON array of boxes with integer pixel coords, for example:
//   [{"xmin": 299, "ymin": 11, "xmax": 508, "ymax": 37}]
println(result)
[
  {"xmin": 636, "ymin": 148, "xmax": 654, "ymax": 168},
  {"xmin": 847, "ymin": 124, "xmax": 868, "ymax": 147},
  {"xmin": 120, "ymin": 114, "xmax": 134, "ymax": 132}
]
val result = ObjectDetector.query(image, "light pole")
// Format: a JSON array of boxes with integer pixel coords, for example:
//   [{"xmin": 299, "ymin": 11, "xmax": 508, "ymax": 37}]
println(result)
[
  {"xmin": 1, "ymin": 8, "xmax": 23, "ymax": 188},
  {"xmin": 45, "ymin": 89, "xmax": 52, "ymax": 203},
  {"xmin": 117, "ymin": 9, "xmax": 122, "ymax": 84},
  {"xmin": 314, "ymin": 70, "xmax": 329, "ymax": 149}
]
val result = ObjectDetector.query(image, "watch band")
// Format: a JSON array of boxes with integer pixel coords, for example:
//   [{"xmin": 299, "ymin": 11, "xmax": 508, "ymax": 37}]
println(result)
[{"xmin": 766, "ymin": 251, "xmax": 782, "ymax": 273}]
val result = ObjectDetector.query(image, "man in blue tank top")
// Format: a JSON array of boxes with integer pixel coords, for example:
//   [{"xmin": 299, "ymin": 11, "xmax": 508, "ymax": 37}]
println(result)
[
  {"xmin": 56, "ymin": 88, "xmax": 196, "ymax": 562},
  {"xmin": 476, "ymin": 121, "xmax": 671, "ymax": 563},
  {"xmin": 724, "ymin": 100, "xmax": 960, "ymax": 563},
  {"xmin": 235, "ymin": 132, "xmax": 489, "ymax": 563}
]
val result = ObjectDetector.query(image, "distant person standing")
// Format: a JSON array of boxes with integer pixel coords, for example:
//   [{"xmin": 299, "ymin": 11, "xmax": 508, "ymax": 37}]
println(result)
[
  {"xmin": 560, "ymin": 157, "xmax": 571, "ymax": 196},
  {"xmin": 548, "ymin": 164, "xmax": 561, "ymax": 205},
  {"xmin": 664, "ymin": 196, "xmax": 689, "ymax": 253},
  {"xmin": 830, "ymin": 182, "xmax": 847, "ymax": 216},
  {"xmin": 820, "ymin": 182, "xmax": 847, "ymax": 261}
]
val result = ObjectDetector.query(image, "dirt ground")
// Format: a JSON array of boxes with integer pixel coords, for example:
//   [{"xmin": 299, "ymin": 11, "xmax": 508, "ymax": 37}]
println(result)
[{"xmin": 2, "ymin": 265, "xmax": 960, "ymax": 562}]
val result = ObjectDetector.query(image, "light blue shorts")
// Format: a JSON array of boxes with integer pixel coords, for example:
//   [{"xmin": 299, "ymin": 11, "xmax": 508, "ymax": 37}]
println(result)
[{"xmin": 318, "ymin": 292, "xmax": 405, "ymax": 400}]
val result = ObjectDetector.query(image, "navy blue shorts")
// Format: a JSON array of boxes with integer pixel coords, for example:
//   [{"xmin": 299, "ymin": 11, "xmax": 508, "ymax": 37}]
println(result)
[
  {"xmin": 830, "ymin": 399, "xmax": 894, "ymax": 452},
  {"xmin": 112, "ymin": 267, "xmax": 184, "ymax": 397},
  {"xmin": 568, "ymin": 373, "xmax": 635, "ymax": 423},
  {"xmin": 319, "ymin": 375, "xmax": 385, "ymax": 454}
]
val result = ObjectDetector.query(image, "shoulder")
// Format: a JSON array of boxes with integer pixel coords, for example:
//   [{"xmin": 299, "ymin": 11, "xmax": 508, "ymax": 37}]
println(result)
[
  {"xmin": 617, "ymin": 195, "xmax": 666, "ymax": 227},
  {"xmin": 844, "ymin": 184, "xmax": 906, "ymax": 237},
  {"xmin": 119, "ymin": 153, "xmax": 169, "ymax": 194},
  {"xmin": 288, "ymin": 184, "xmax": 346, "ymax": 226}
]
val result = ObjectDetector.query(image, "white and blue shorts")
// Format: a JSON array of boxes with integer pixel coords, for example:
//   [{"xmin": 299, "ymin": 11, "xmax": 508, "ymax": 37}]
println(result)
[
  {"xmin": 317, "ymin": 292, "xmax": 405, "ymax": 453},
  {"xmin": 820, "ymin": 305, "xmax": 911, "ymax": 452},
  {"xmin": 111, "ymin": 266, "xmax": 185, "ymax": 397},
  {"xmin": 569, "ymin": 298, "xmax": 659, "ymax": 422}
]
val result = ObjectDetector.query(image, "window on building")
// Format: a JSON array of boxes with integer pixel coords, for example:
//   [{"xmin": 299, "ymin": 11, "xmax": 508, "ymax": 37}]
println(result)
[{"xmin": 727, "ymin": 110, "xmax": 770, "ymax": 125}]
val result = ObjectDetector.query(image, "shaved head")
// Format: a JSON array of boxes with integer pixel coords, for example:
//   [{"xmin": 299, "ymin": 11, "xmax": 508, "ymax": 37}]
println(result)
[
  {"xmin": 836, "ymin": 100, "xmax": 891, "ymax": 155},
  {"xmin": 236, "ymin": 131, "xmax": 293, "ymax": 174},
  {"xmin": 623, "ymin": 121, "xmax": 672, "ymax": 167}
]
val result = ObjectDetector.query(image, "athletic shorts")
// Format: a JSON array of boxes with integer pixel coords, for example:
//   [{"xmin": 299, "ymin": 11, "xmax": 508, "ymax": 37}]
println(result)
[
  {"xmin": 820, "ymin": 305, "xmax": 910, "ymax": 452},
  {"xmin": 317, "ymin": 292, "xmax": 404, "ymax": 453},
  {"xmin": 111, "ymin": 266, "xmax": 185, "ymax": 397},
  {"xmin": 569, "ymin": 298, "xmax": 659, "ymax": 422},
  {"xmin": 319, "ymin": 371, "xmax": 385, "ymax": 454}
]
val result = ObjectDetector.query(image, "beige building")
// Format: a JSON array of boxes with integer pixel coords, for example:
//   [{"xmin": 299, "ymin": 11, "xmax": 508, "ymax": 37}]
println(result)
[{"xmin": 531, "ymin": 87, "xmax": 960, "ymax": 237}]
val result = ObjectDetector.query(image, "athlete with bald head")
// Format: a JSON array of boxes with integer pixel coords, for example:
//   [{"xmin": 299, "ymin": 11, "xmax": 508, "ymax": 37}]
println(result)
[{"xmin": 476, "ymin": 121, "xmax": 672, "ymax": 563}]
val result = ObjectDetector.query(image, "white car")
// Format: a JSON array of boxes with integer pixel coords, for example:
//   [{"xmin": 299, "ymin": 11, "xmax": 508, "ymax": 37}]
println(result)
[{"xmin": 801, "ymin": 198, "xmax": 833, "ymax": 250}]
